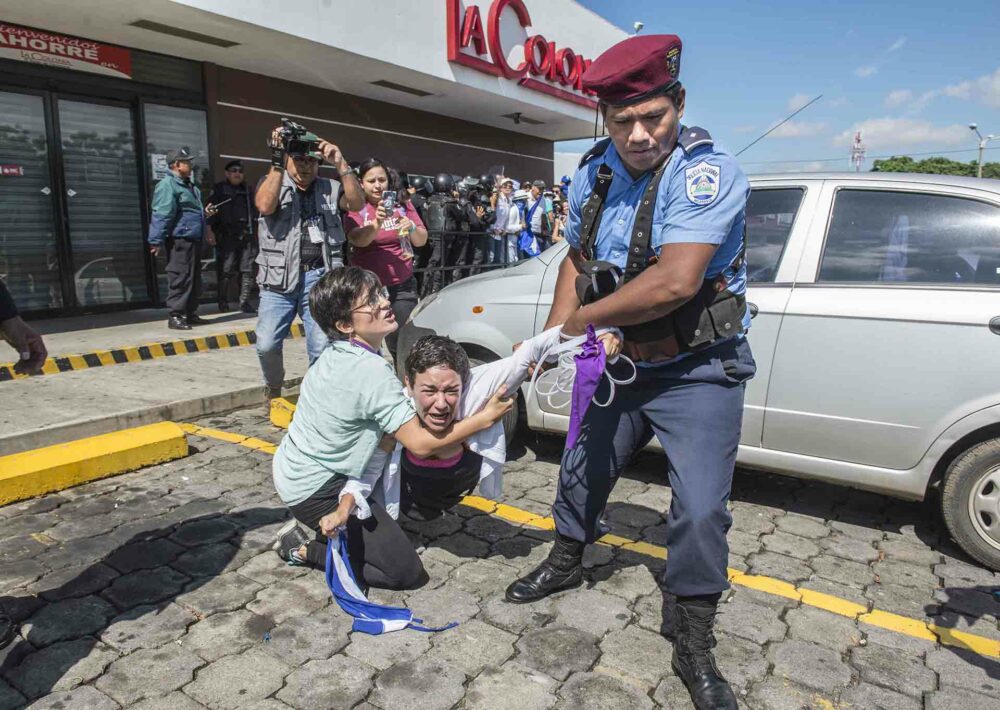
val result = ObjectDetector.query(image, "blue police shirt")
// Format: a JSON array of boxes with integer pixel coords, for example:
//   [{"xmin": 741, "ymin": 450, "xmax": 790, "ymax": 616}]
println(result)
[{"xmin": 564, "ymin": 128, "xmax": 751, "ymax": 360}]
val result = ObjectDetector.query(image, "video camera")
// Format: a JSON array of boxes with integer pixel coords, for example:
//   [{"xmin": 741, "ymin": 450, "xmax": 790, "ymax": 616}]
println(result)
[{"xmin": 277, "ymin": 118, "xmax": 319, "ymax": 158}]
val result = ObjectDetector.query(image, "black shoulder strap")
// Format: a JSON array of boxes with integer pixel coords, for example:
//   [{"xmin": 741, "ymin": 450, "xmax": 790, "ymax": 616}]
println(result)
[
  {"xmin": 621, "ymin": 161, "xmax": 671, "ymax": 283},
  {"xmin": 579, "ymin": 137, "xmax": 612, "ymax": 169},
  {"xmin": 578, "ymin": 163, "xmax": 613, "ymax": 259},
  {"xmin": 677, "ymin": 125, "xmax": 714, "ymax": 155}
]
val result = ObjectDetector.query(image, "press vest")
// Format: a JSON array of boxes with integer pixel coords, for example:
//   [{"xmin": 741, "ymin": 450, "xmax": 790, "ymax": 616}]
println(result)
[{"xmin": 256, "ymin": 173, "xmax": 346, "ymax": 294}]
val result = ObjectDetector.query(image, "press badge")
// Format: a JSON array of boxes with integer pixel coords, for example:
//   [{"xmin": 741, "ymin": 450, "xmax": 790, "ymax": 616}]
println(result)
[{"xmin": 306, "ymin": 217, "xmax": 324, "ymax": 244}]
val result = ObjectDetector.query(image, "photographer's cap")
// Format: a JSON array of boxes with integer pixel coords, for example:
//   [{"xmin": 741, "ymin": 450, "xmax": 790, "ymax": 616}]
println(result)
[
  {"xmin": 582, "ymin": 34, "xmax": 682, "ymax": 106},
  {"xmin": 166, "ymin": 147, "xmax": 194, "ymax": 165}
]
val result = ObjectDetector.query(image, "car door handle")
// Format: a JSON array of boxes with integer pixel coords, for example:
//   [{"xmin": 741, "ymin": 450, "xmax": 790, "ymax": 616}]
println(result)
[
  {"xmin": 748, "ymin": 302, "xmax": 759, "ymax": 319},
  {"xmin": 990, "ymin": 316, "xmax": 1000, "ymax": 336}
]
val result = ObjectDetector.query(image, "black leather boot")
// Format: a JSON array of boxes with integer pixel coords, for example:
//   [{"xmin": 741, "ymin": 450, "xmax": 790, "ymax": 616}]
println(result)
[
  {"xmin": 505, "ymin": 534, "xmax": 584, "ymax": 603},
  {"xmin": 168, "ymin": 313, "xmax": 191, "ymax": 330},
  {"xmin": 239, "ymin": 273, "xmax": 256, "ymax": 314},
  {"xmin": 671, "ymin": 595, "xmax": 738, "ymax": 710}
]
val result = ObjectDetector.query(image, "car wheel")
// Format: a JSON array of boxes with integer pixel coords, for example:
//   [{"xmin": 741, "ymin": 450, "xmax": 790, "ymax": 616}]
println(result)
[
  {"xmin": 941, "ymin": 437, "xmax": 1000, "ymax": 571},
  {"xmin": 468, "ymin": 356, "xmax": 520, "ymax": 446}
]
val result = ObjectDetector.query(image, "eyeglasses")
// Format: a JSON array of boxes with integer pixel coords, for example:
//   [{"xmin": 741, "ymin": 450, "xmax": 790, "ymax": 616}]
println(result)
[
  {"xmin": 227, "ymin": 167, "xmax": 243, "ymax": 173},
  {"xmin": 291, "ymin": 155, "xmax": 319, "ymax": 164},
  {"xmin": 350, "ymin": 286, "xmax": 391, "ymax": 315}
]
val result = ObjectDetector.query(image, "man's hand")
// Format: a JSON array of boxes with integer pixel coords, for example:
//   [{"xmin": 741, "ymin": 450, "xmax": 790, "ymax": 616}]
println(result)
[
  {"xmin": 318, "ymin": 139, "xmax": 348, "ymax": 172},
  {"xmin": 1, "ymin": 316, "xmax": 48, "ymax": 375},
  {"xmin": 205, "ymin": 230, "xmax": 216, "ymax": 247},
  {"xmin": 597, "ymin": 331, "xmax": 622, "ymax": 359},
  {"xmin": 149, "ymin": 244, "xmax": 164, "ymax": 257},
  {"xmin": 204, "ymin": 203, "xmax": 219, "ymax": 218}
]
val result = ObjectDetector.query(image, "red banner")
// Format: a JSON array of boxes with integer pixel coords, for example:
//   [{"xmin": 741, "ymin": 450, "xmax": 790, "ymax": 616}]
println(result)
[{"xmin": 0, "ymin": 23, "xmax": 131, "ymax": 79}]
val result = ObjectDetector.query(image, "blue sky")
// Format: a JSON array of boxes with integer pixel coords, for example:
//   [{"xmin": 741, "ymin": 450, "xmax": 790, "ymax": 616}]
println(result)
[{"xmin": 558, "ymin": 0, "xmax": 1000, "ymax": 173}]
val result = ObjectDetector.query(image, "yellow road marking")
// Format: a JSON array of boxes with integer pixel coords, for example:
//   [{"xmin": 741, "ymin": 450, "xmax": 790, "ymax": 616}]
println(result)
[{"xmin": 183, "ymin": 422, "xmax": 1000, "ymax": 661}]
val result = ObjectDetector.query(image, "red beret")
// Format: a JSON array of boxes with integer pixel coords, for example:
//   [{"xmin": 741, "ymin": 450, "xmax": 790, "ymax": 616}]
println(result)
[{"xmin": 582, "ymin": 34, "xmax": 682, "ymax": 106}]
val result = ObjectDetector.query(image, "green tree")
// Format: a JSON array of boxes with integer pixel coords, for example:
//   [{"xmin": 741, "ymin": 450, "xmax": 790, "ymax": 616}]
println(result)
[{"xmin": 871, "ymin": 155, "xmax": 1000, "ymax": 179}]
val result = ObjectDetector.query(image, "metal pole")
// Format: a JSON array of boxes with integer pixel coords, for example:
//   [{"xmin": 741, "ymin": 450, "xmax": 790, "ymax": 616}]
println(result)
[{"xmin": 978, "ymin": 140, "xmax": 985, "ymax": 179}]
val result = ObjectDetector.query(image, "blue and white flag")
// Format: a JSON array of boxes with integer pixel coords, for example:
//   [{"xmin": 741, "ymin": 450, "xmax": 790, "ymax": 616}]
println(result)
[{"xmin": 324, "ymin": 532, "xmax": 457, "ymax": 635}]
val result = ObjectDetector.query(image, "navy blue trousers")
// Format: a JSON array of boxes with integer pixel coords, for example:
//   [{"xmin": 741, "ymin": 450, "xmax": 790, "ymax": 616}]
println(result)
[{"xmin": 552, "ymin": 336, "xmax": 756, "ymax": 597}]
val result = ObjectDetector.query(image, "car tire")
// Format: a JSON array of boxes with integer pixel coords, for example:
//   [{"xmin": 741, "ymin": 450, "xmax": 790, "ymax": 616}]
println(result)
[
  {"xmin": 468, "ymin": 356, "xmax": 521, "ymax": 446},
  {"xmin": 940, "ymin": 437, "xmax": 1000, "ymax": 571}
]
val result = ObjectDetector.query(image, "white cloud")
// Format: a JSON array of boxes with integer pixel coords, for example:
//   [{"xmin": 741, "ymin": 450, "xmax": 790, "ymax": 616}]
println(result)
[
  {"xmin": 733, "ymin": 124, "xmax": 756, "ymax": 134},
  {"xmin": 943, "ymin": 67, "xmax": 1000, "ymax": 108},
  {"xmin": 884, "ymin": 89, "xmax": 913, "ymax": 109},
  {"xmin": 834, "ymin": 118, "xmax": 969, "ymax": 150},
  {"xmin": 787, "ymin": 93, "xmax": 813, "ymax": 111},
  {"xmin": 770, "ymin": 121, "xmax": 827, "ymax": 138},
  {"xmin": 855, "ymin": 65, "xmax": 877, "ymax": 78},
  {"xmin": 887, "ymin": 37, "xmax": 907, "ymax": 52}
]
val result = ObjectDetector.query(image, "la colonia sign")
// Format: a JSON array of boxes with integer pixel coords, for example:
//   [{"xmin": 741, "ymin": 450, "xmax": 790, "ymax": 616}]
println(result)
[{"xmin": 446, "ymin": 0, "xmax": 599, "ymax": 109}]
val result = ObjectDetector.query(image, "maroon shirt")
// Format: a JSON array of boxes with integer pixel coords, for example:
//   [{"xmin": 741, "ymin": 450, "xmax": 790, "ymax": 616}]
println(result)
[{"xmin": 344, "ymin": 202, "xmax": 424, "ymax": 287}]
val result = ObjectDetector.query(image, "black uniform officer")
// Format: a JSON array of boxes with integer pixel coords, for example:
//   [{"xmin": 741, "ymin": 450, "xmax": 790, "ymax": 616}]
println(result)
[
  {"xmin": 503, "ymin": 35, "xmax": 755, "ymax": 710},
  {"xmin": 207, "ymin": 159, "xmax": 258, "ymax": 313},
  {"xmin": 421, "ymin": 174, "xmax": 466, "ymax": 295}
]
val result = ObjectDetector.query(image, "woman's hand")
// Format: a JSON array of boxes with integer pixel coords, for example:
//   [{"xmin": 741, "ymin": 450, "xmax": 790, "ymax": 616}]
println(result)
[
  {"xmin": 319, "ymin": 507, "xmax": 350, "ymax": 537},
  {"xmin": 597, "ymin": 331, "xmax": 622, "ymax": 360},
  {"xmin": 476, "ymin": 385, "xmax": 514, "ymax": 425},
  {"xmin": 374, "ymin": 203, "xmax": 388, "ymax": 223},
  {"xmin": 396, "ymin": 216, "xmax": 413, "ymax": 234}
]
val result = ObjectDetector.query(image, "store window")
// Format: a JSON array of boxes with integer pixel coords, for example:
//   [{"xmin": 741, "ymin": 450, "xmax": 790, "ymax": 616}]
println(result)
[
  {"xmin": 143, "ymin": 104, "xmax": 215, "ymax": 301},
  {"xmin": 819, "ymin": 190, "xmax": 1000, "ymax": 285},
  {"xmin": 0, "ymin": 91, "xmax": 63, "ymax": 310}
]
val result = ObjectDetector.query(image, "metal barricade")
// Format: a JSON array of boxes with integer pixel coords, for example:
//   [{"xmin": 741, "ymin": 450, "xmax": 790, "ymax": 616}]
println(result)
[{"xmin": 411, "ymin": 229, "xmax": 519, "ymax": 297}]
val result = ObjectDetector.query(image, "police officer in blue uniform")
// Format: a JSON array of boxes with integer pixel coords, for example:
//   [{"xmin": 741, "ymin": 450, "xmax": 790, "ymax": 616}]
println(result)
[{"xmin": 504, "ymin": 35, "xmax": 754, "ymax": 710}]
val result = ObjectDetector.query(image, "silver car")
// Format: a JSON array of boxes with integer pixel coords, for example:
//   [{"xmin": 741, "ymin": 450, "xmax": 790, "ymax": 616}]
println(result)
[{"xmin": 399, "ymin": 173, "xmax": 1000, "ymax": 569}]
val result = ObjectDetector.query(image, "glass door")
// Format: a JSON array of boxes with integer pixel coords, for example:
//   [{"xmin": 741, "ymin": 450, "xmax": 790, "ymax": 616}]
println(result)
[
  {"xmin": 57, "ymin": 98, "xmax": 148, "ymax": 308},
  {"xmin": 0, "ymin": 91, "xmax": 63, "ymax": 310}
]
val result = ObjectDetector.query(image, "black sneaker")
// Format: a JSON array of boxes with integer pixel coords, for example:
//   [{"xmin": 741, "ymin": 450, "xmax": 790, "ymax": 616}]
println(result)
[{"xmin": 273, "ymin": 520, "xmax": 310, "ymax": 566}]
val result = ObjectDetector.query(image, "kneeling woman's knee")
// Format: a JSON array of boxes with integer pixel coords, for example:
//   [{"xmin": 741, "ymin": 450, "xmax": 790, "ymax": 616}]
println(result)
[{"xmin": 395, "ymin": 555, "xmax": 429, "ymax": 590}]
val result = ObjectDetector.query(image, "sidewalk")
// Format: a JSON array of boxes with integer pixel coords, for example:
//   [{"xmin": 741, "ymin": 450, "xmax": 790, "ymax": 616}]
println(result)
[{"xmin": 0, "ymin": 306, "xmax": 306, "ymax": 455}]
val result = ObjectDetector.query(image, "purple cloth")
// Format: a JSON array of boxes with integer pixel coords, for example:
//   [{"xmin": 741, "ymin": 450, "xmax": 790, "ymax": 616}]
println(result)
[{"xmin": 566, "ymin": 325, "xmax": 606, "ymax": 450}]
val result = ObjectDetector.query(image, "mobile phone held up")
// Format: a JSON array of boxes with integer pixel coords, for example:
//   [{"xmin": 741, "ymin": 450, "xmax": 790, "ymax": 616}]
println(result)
[{"xmin": 380, "ymin": 190, "xmax": 397, "ymax": 213}]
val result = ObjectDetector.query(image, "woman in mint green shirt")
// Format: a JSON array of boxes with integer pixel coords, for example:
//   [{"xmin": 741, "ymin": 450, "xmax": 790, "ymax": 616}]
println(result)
[{"xmin": 272, "ymin": 266, "xmax": 512, "ymax": 589}]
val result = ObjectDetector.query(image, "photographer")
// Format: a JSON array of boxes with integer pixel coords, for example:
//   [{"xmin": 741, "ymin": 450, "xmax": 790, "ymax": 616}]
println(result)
[
  {"xmin": 206, "ymin": 159, "xmax": 258, "ymax": 313},
  {"xmin": 254, "ymin": 120, "xmax": 365, "ymax": 408}
]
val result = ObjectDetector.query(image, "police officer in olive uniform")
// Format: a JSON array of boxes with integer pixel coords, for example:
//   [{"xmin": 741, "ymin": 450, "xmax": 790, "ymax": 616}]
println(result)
[{"xmin": 504, "ymin": 35, "xmax": 755, "ymax": 710}]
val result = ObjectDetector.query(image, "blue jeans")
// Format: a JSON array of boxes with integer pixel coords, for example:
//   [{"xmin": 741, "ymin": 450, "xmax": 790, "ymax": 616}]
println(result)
[
  {"xmin": 256, "ymin": 267, "xmax": 330, "ymax": 388},
  {"xmin": 552, "ymin": 337, "xmax": 756, "ymax": 596}
]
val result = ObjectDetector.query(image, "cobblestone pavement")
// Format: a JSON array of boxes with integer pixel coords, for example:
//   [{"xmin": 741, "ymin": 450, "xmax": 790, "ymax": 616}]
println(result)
[{"xmin": 3, "ymin": 406, "xmax": 1000, "ymax": 709}]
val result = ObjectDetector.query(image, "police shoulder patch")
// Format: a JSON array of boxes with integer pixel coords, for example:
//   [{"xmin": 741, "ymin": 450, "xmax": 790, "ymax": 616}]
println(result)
[{"xmin": 685, "ymin": 162, "xmax": 721, "ymax": 206}]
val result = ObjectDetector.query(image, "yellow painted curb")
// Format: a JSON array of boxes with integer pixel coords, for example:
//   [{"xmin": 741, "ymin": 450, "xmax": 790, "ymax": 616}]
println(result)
[
  {"xmin": 0, "ymin": 422, "xmax": 188, "ymax": 505},
  {"xmin": 269, "ymin": 396, "xmax": 298, "ymax": 429}
]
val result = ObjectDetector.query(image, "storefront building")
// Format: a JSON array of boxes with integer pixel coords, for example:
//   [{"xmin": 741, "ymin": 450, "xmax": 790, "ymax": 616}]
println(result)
[{"xmin": 0, "ymin": 1, "xmax": 624, "ymax": 316}]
